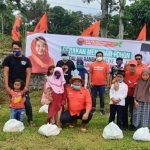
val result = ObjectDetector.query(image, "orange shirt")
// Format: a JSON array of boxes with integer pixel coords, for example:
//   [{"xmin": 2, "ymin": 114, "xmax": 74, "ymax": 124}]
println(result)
[
  {"xmin": 89, "ymin": 61, "xmax": 109, "ymax": 85},
  {"xmin": 136, "ymin": 63, "xmax": 147, "ymax": 75},
  {"xmin": 10, "ymin": 90, "xmax": 25, "ymax": 109},
  {"xmin": 124, "ymin": 71, "xmax": 141, "ymax": 96},
  {"xmin": 66, "ymin": 87, "xmax": 92, "ymax": 116}
]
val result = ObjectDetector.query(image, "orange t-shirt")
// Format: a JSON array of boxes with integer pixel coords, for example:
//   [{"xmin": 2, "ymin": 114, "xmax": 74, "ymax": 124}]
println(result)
[
  {"xmin": 136, "ymin": 63, "xmax": 147, "ymax": 75},
  {"xmin": 66, "ymin": 87, "xmax": 92, "ymax": 116},
  {"xmin": 89, "ymin": 61, "xmax": 109, "ymax": 85},
  {"xmin": 10, "ymin": 90, "xmax": 25, "ymax": 109},
  {"xmin": 124, "ymin": 71, "xmax": 141, "ymax": 96}
]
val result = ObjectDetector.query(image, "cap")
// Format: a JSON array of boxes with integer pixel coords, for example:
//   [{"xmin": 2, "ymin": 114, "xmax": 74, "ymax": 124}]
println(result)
[
  {"xmin": 61, "ymin": 50, "xmax": 69, "ymax": 56},
  {"xmin": 128, "ymin": 60, "xmax": 137, "ymax": 66}
]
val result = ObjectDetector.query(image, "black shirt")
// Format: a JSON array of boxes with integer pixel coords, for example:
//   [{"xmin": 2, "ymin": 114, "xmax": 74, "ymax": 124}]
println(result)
[
  {"xmin": 2, "ymin": 55, "xmax": 32, "ymax": 87},
  {"xmin": 56, "ymin": 60, "xmax": 76, "ymax": 84},
  {"xmin": 110, "ymin": 65, "xmax": 124, "ymax": 79}
]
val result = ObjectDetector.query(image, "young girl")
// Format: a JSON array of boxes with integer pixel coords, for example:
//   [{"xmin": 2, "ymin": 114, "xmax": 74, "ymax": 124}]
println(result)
[
  {"xmin": 46, "ymin": 67, "xmax": 66, "ymax": 130},
  {"xmin": 9, "ymin": 79, "xmax": 26, "ymax": 122},
  {"xmin": 41, "ymin": 65, "xmax": 55, "ymax": 105},
  {"xmin": 132, "ymin": 68, "xmax": 150, "ymax": 128},
  {"xmin": 76, "ymin": 58, "xmax": 88, "ymax": 88}
]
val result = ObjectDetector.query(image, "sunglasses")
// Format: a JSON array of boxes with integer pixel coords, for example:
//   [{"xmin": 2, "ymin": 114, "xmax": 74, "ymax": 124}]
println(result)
[{"xmin": 135, "ymin": 58, "xmax": 141, "ymax": 60}]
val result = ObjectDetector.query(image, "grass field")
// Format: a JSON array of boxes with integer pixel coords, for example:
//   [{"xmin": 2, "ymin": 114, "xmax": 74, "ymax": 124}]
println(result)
[{"xmin": 0, "ymin": 89, "xmax": 150, "ymax": 150}]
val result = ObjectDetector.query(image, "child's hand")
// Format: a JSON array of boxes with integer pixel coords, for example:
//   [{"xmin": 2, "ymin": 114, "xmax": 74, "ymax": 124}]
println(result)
[
  {"xmin": 134, "ymin": 100, "xmax": 139, "ymax": 109},
  {"xmin": 149, "ymin": 87, "xmax": 150, "ymax": 93}
]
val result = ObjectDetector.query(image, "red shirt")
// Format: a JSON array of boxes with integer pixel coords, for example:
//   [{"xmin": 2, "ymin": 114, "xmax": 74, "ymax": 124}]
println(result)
[
  {"xmin": 66, "ymin": 87, "xmax": 92, "ymax": 116},
  {"xmin": 124, "ymin": 71, "xmax": 141, "ymax": 96},
  {"xmin": 10, "ymin": 90, "xmax": 24, "ymax": 109},
  {"xmin": 136, "ymin": 63, "xmax": 147, "ymax": 75},
  {"xmin": 89, "ymin": 61, "xmax": 109, "ymax": 85}
]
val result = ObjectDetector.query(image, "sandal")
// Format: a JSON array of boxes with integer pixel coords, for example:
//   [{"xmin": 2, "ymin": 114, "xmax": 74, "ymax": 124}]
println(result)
[{"xmin": 29, "ymin": 121, "xmax": 36, "ymax": 127}]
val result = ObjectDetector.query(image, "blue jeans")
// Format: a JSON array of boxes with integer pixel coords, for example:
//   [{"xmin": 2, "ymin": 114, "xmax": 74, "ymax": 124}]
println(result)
[
  {"xmin": 91, "ymin": 85, "xmax": 105, "ymax": 111},
  {"xmin": 10, "ymin": 108, "xmax": 25, "ymax": 122}
]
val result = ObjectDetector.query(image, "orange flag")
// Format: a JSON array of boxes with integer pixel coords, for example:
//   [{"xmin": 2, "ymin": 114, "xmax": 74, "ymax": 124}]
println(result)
[
  {"xmin": 137, "ymin": 24, "xmax": 146, "ymax": 41},
  {"xmin": 34, "ymin": 12, "xmax": 48, "ymax": 33},
  {"xmin": 11, "ymin": 14, "xmax": 21, "ymax": 41},
  {"xmin": 81, "ymin": 21, "xmax": 100, "ymax": 37}
]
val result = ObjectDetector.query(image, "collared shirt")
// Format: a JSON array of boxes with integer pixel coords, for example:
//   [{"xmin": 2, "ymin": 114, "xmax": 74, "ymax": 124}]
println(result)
[
  {"xmin": 66, "ymin": 87, "xmax": 92, "ymax": 116},
  {"xmin": 136, "ymin": 63, "xmax": 147, "ymax": 74},
  {"xmin": 109, "ymin": 82, "xmax": 128, "ymax": 106}
]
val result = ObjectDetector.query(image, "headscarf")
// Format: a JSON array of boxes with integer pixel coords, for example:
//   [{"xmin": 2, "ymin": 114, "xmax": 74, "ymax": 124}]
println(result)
[
  {"xmin": 133, "ymin": 68, "xmax": 150, "ymax": 103},
  {"xmin": 48, "ymin": 67, "xmax": 66, "ymax": 94},
  {"xmin": 30, "ymin": 36, "xmax": 54, "ymax": 68},
  {"xmin": 76, "ymin": 59, "xmax": 88, "ymax": 80}
]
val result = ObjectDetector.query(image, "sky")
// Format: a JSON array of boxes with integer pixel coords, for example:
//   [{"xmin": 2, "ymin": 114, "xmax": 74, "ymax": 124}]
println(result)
[{"xmin": 47, "ymin": 0, "xmax": 133, "ymax": 15}]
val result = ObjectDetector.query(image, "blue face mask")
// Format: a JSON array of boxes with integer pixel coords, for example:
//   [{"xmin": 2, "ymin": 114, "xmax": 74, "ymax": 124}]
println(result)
[
  {"xmin": 116, "ymin": 62, "xmax": 123, "ymax": 67},
  {"xmin": 118, "ymin": 79, "xmax": 123, "ymax": 83},
  {"xmin": 13, "ymin": 50, "xmax": 21, "ymax": 57},
  {"xmin": 62, "ymin": 56, "xmax": 69, "ymax": 60},
  {"xmin": 77, "ymin": 65, "xmax": 83, "ymax": 69},
  {"xmin": 72, "ymin": 85, "xmax": 81, "ymax": 90},
  {"xmin": 55, "ymin": 74, "xmax": 61, "ymax": 79}
]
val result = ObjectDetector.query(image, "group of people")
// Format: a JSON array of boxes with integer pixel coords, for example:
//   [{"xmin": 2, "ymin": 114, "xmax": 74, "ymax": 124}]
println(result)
[{"xmin": 2, "ymin": 40, "xmax": 150, "ymax": 132}]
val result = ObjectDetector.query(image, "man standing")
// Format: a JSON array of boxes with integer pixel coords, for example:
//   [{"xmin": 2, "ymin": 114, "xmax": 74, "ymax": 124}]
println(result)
[
  {"xmin": 56, "ymin": 51, "xmax": 75, "ymax": 85},
  {"xmin": 122, "ymin": 60, "xmax": 141, "ymax": 130},
  {"xmin": 135, "ymin": 54, "xmax": 147, "ymax": 74},
  {"xmin": 60, "ymin": 75, "xmax": 92, "ymax": 131},
  {"xmin": 109, "ymin": 57, "xmax": 124, "ymax": 85},
  {"xmin": 89, "ymin": 51, "xmax": 110, "ymax": 115},
  {"xmin": 2, "ymin": 41, "xmax": 35, "ymax": 126}
]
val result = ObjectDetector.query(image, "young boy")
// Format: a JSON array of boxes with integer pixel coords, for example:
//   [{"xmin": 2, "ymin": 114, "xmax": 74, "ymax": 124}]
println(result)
[{"xmin": 108, "ymin": 70, "xmax": 128, "ymax": 129}]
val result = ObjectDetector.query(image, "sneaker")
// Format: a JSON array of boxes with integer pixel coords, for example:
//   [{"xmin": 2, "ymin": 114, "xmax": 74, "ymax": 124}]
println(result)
[
  {"xmin": 100, "ymin": 110, "xmax": 105, "ymax": 115},
  {"xmin": 69, "ymin": 120, "xmax": 77, "ymax": 128},
  {"xmin": 80, "ymin": 123, "xmax": 87, "ymax": 132}
]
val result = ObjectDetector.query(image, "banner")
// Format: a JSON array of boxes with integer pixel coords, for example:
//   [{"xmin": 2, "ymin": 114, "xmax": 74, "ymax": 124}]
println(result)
[{"xmin": 25, "ymin": 33, "xmax": 150, "ymax": 73}]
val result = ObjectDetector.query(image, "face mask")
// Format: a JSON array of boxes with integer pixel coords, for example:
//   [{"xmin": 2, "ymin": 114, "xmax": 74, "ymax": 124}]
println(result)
[
  {"xmin": 77, "ymin": 65, "xmax": 83, "ymax": 69},
  {"xmin": 13, "ymin": 50, "xmax": 21, "ymax": 57},
  {"xmin": 62, "ymin": 56, "xmax": 69, "ymax": 60},
  {"xmin": 72, "ymin": 85, "xmax": 81, "ymax": 90},
  {"xmin": 118, "ymin": 79, "xmax": 123, "ymax": 83},
  {"xmin": 55, "ymin": 74, "xmax": 61, "ymax": 79},
  {"xmin": 116, "ymin": 62, "xmax": 123, "ymax": 67},
  {"xmin": 96, "ymin": 57, "xmax": 103, "ymax": 61}
]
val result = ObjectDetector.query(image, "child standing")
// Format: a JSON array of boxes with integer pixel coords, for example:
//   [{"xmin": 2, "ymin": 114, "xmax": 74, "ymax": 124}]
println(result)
[
  {"xmin": 41, "ymin": 65, "xmax": 55, "ymax": 104},
  {"xmin": 9, "ymin": 79, "xmax": 26, "ymax": 122},
  {"xmin": 46, "ymin": 67, "xmax": 66, "ymax": 130},
  {"xmin": 109, "ymin": 70, "xmax": 128, "ymax": 129},
  {"xmin": 132, "ymin": 69, "xmax": 150, "ymax": 128},
  {"xmin": 76, "ymin": 59, "xmax": 88, "ymax": 88}
]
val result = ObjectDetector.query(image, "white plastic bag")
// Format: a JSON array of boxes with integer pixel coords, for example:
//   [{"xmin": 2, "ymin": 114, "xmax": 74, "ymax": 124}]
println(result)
[
  {"xmin": 133, "ymin": 127, "xmax": 150, "ymax": 141},
  {"xmin": 102, "ymin": 122, "xmax": 123, "ymax": 139},
  {"xmin": 3, "ymin": 119, "xmax": 25, "ymax": 132},
  {"xmin": 39, "ymin": 104, "xmax": 48, "ymax": 113},
  {"xmin": 38, "ymin": 123, "xmax": 60, "ymax": 136}
]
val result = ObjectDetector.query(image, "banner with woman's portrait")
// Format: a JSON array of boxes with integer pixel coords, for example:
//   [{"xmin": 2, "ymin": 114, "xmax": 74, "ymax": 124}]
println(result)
[{"xmin": 25, "ymin": 33, "xmax": 150, "ymax": 74}]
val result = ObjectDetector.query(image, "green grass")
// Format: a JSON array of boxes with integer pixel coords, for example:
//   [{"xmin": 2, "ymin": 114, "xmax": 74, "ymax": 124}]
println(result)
[{"xmin": 0, "ymin": 89, "xmax": 150, "ymax": 150}]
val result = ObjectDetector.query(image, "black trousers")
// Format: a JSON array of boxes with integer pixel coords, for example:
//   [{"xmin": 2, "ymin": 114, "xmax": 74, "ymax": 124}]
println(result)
[
  {"xmin": 109, "ymin": 104, "xmax": 124, "ymax": 128},
  {"xmin": 122, "ymin": 96, "xmax": 134, "ymax": 128},
  {"xmin": 60, "ymin": 109, "xmax": 93, "ymax": 124}
]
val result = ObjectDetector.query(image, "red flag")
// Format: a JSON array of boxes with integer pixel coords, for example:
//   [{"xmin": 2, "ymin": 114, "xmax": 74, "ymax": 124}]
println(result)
[
  {"xmin": 81, "ymin": 21, "xmax": 100, "ymax": 37},
  {"xmin": 34, "ymin": 12, "xmax": 48, "ymax": 33},
  {"xmin": 137, "ymin": 24, "xmax": 146, "ymax": 41},
  {"xmin": 11, "ymin": 14, "xmax": 21, "ymax": 41}
]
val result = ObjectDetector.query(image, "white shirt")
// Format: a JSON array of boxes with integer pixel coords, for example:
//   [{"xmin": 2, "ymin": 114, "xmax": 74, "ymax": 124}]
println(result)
[{"xmin": 109, "ymin": 82, "xmax": 128, "ymax": 106}]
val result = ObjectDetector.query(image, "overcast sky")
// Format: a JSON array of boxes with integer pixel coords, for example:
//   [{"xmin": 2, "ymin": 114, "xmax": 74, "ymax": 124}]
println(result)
[{"xmin": 47, "ymin": 0, "xmax": 133, "ymax": 15}]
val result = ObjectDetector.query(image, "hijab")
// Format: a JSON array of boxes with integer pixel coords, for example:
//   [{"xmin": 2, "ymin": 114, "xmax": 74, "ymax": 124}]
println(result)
[
  {"xmin": 30, "ymin": 36, "xmax": 54, "ymax": 68},
  {"xmin": 133, "ymin": 68, "xmax": 150, "ymax": 103},
  {"xmin": 48, "ymin": 67, "xmax": 66, "ymax": 94},
  {"xmin": 76, "ymin": 59, "xmax": 88, "ymax": 80}
]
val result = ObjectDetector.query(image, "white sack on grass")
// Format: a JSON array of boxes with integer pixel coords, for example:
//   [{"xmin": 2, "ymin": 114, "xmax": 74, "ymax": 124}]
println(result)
[
  {"xmin": 39, "ymin": 104, "xmax": 48, "ymax": 113},
  {"xmin": 133, "ymin": 127, "xmax": 150, "ymax": 141},
  {"xmin": 3, "ymin": 119, "xmax": 25, "ymax": 132},
  {"xmin": 102, "ymin": 122, "xmax": 123, "ymax": 139},
  {"xmin": 38, "ymin": 123, "xmax": 60, "ymax": 136}
]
